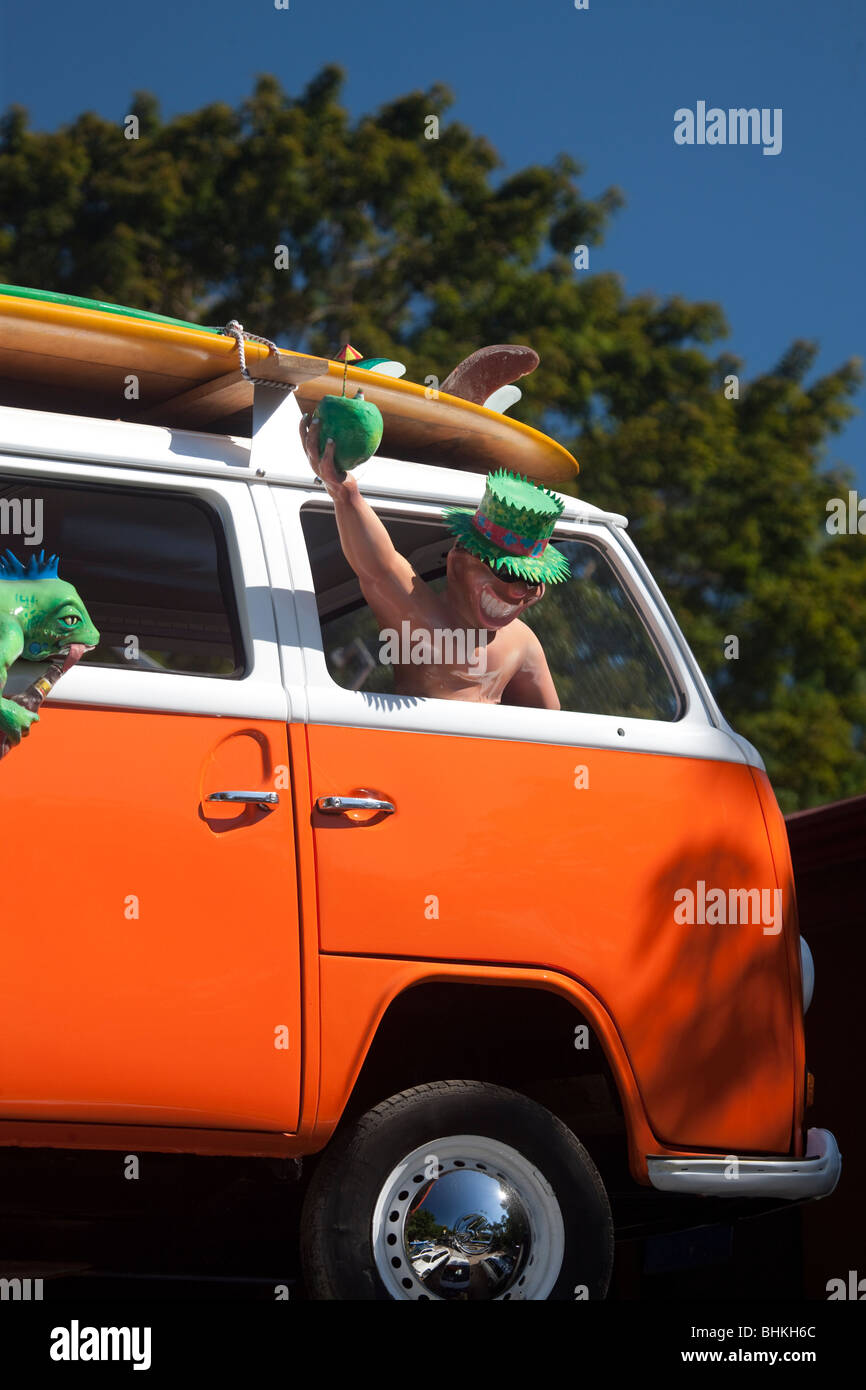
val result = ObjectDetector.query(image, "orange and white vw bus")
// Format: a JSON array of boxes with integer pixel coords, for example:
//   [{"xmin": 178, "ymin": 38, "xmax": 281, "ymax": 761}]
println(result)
[{"xmin": 0, "ymin": 288, "xmax": 839, "ymax": 1300}]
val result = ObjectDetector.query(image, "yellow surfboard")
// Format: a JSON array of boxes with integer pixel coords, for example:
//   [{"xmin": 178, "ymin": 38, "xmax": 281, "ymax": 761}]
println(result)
[{"xmin": 0, "ymin": 289, "xmax": 579, "ymax": 490}]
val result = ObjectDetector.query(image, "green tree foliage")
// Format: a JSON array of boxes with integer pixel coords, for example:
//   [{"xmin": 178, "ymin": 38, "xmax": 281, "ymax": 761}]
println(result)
[
  {"xmin": 405, "ymin": 1208, "xmax": 446, "ymax": 1244},
  {"xmin": 1, "ymin": 71, "xmax": 862, "ymax": 809}
]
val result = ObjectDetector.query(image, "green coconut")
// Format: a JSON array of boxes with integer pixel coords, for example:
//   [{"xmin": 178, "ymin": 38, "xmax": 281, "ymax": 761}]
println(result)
[{"xmin": 314, "ymin": 389, "xmax": 384, "ymax": 472}]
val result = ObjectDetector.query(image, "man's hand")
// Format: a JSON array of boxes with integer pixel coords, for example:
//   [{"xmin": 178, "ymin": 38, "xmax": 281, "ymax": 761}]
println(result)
[{"xmin": 299, "ymin": 413, "xmax": 354, "ymax": 499}]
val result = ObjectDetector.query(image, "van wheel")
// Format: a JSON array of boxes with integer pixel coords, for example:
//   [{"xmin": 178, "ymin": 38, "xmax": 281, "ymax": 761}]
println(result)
[{"xmin": 300, "ymin": 1080, "xmax": 613, "ymax": 1300}]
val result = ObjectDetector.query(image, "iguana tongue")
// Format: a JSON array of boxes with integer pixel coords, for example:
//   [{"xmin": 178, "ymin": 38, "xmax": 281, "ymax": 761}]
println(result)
[{"xmin": 61, "ymin": 642, "xmax": 90, "ymax": 675}]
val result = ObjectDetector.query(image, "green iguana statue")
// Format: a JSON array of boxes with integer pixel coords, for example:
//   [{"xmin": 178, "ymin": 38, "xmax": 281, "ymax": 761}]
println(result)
[{"xmin": 0, "ymin": 549, "xmax": 100, "ymax": 744}]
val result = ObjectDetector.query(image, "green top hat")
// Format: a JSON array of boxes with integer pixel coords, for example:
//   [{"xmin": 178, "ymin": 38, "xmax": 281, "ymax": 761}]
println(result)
[{"xmin": 443, "ymin": 470, "xmax": 571, "ymax": 584}]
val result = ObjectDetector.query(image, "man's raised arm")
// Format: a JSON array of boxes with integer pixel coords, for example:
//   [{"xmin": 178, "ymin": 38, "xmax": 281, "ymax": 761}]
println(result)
[{"xmin": 299, "ymin": 414, "xmax": 418, "ymax": 613}]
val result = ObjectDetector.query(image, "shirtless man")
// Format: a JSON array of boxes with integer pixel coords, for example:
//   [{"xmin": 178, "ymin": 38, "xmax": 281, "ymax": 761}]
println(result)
[{"xmin": 300, "ymin": 414, "xmax": 571, "ymax": 709}]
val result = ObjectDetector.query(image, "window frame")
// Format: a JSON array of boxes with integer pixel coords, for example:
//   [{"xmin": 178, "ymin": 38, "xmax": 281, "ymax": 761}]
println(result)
[
  {"xmin": 297, "ymin": 501, "xmax": 686, "ymax": 721},
  {"xmin": 0, "ymin": 454, "xmax": 286, "ymax": 721},
  {"xmin": 2, "ymin": 470, "xmax": 247, "ymax": 680},
  {"xmin": 273, "ymin": 486, "xmax": 738, "ymax": 764}
]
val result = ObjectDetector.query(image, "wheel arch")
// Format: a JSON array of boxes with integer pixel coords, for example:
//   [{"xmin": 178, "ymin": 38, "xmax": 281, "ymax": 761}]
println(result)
[{"xmin": 312, "ymin": 954, "xmax": 656, "ymax": 1182}]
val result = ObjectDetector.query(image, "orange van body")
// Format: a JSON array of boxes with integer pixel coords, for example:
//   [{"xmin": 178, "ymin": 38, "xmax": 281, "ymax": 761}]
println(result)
[{"xmin": 0, "ymin": 706, "xmax": 805, "ymax": 1182}]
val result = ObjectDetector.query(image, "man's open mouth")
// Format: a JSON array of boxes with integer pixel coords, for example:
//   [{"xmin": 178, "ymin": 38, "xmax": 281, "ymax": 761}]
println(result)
[{"xmin": 479, "ymin": 589, "xmax": 522, "ymax": 622}]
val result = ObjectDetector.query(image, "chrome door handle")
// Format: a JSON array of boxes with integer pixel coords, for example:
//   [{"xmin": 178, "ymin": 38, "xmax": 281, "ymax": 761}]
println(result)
[
  {"xmin": 316, "ymin": 795, "xmax": 395, "ymax": 815},
  {"xmin": 207, "ymin": 790, "xmax": 279, "ymax": 811}
]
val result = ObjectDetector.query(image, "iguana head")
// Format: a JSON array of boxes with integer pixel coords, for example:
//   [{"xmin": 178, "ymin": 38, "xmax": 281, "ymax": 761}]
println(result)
[{"xmin": 0, "ymin": 550, "xmax": 100, "ymax": 666}]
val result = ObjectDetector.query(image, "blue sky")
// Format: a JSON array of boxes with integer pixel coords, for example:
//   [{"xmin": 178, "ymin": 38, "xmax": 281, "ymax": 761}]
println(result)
[{"xmin": 2, "ymin": 0, "xmax": 864, "ymax": 485}]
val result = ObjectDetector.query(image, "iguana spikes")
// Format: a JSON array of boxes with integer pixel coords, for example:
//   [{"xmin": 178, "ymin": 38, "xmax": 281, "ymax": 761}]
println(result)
[
  {"xmin": 0, "ymin": 549, "xmax": 61, "ymax": 579},
  {"xmin": 28, "ymin": 550, "xmax": 61, "ymax": 579},
  {"xmin": 0, "ymin": 549, "xmax": 25, "ymax": 576}
]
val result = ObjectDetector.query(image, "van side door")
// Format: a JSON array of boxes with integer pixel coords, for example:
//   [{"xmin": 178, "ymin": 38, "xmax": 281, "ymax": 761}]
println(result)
[{"xmin": 0, "ymin": 460, "xmax": 302, "ymax": 1132}]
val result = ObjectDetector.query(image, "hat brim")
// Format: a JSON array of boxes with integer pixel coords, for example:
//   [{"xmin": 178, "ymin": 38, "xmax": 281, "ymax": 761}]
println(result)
[{"xmin": 443, "ymin": 508, "xmax": 571, "ymax": 584}]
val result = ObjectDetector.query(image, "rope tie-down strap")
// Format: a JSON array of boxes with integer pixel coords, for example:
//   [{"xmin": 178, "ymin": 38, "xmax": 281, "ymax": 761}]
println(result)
[{"xmin": 219, "ymin": 321, "xmax": 298, "ymax": 392}]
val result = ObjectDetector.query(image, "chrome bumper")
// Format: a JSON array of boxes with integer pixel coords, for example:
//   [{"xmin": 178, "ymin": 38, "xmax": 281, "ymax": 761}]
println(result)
[{"xmin": 646, "ymin": 1127, "xmax": 841, "ymax": 1201}]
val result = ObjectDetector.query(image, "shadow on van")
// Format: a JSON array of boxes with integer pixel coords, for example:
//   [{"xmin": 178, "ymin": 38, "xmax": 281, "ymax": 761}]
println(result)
[{"xmin": 631, "ymin": 834, "xmax": 792, "ymax": 1151}]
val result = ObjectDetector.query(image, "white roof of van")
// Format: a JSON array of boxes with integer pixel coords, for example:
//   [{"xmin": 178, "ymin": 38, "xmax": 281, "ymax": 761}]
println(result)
[{"xmin": 0, "ymin": 401, "xmax": 629, "ymax": 528}]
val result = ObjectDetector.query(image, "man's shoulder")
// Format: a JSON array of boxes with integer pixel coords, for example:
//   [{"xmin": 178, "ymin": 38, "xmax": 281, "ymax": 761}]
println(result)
[
  {"xmin": 491, "ymin": 617, "xmax": 546, "ymax": 667},
  {"xmin": 512, "ymin": 617, "xmax": 544, "ymax": 651}
]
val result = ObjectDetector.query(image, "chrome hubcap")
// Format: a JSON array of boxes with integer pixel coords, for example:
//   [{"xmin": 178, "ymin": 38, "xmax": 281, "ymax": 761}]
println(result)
[{"xmin": 371, "ymin": 1134, "xmax": 565, "ymax": 1300}]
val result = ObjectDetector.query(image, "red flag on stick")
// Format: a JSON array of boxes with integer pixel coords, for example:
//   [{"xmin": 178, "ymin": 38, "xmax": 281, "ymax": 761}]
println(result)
[{"xmin": 334, "ymin": 344, "xmax": 364, "ymax": 395}]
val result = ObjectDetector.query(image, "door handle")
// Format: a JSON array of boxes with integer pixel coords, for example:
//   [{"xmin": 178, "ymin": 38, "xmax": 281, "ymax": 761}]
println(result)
[
  {"xmin": 316, "ymin": 795, "xmax": 395, "ymax": 816},
  {"xmin": 207, "ymin": 790, "xmax": 279, "ymax": 811}
]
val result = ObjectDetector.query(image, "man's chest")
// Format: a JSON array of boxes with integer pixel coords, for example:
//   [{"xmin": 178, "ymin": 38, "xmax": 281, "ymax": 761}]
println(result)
[{"xmin": 388, "ymin": 618, "xmax": 526, "ymax": 697}]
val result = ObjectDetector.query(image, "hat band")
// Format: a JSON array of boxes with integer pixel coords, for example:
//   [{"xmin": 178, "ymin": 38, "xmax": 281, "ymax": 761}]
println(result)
[{"xmin": 472, "ymin": 510, "xmax": 549, "ymax": 558}]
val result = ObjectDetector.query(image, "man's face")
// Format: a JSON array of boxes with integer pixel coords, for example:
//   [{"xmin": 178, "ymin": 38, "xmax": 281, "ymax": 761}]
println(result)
[{"xmin": 446, "ymin": 544, "xmax": 546, "ymax": 630}]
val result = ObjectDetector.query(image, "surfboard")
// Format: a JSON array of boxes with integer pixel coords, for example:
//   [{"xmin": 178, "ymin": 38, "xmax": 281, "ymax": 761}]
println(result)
[{"xmin": 0, "ymin": 286, "xmax": 579, "ymax": 489}]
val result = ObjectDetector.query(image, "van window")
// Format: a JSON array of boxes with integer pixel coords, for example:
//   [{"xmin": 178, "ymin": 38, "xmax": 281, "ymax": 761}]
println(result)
[
  {"xmin": 0, "ymin": 474, "xmax": 244, "ymax": 677},
  {"xmin": 300, "ymin": 506, "xmax": 679, "ymax": 719}
]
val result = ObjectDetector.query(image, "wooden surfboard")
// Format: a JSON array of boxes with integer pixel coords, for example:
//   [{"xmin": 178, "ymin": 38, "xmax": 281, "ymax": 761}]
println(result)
[{"xmin": 0, "ymin": 287, "xmax": 579, "ymax": 489}]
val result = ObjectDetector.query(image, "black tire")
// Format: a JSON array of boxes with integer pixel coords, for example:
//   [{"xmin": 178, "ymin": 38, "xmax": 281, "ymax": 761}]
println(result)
[{"xmin": 300, "ymin": 1079, "xmax": 614, "ymax": 1300}]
